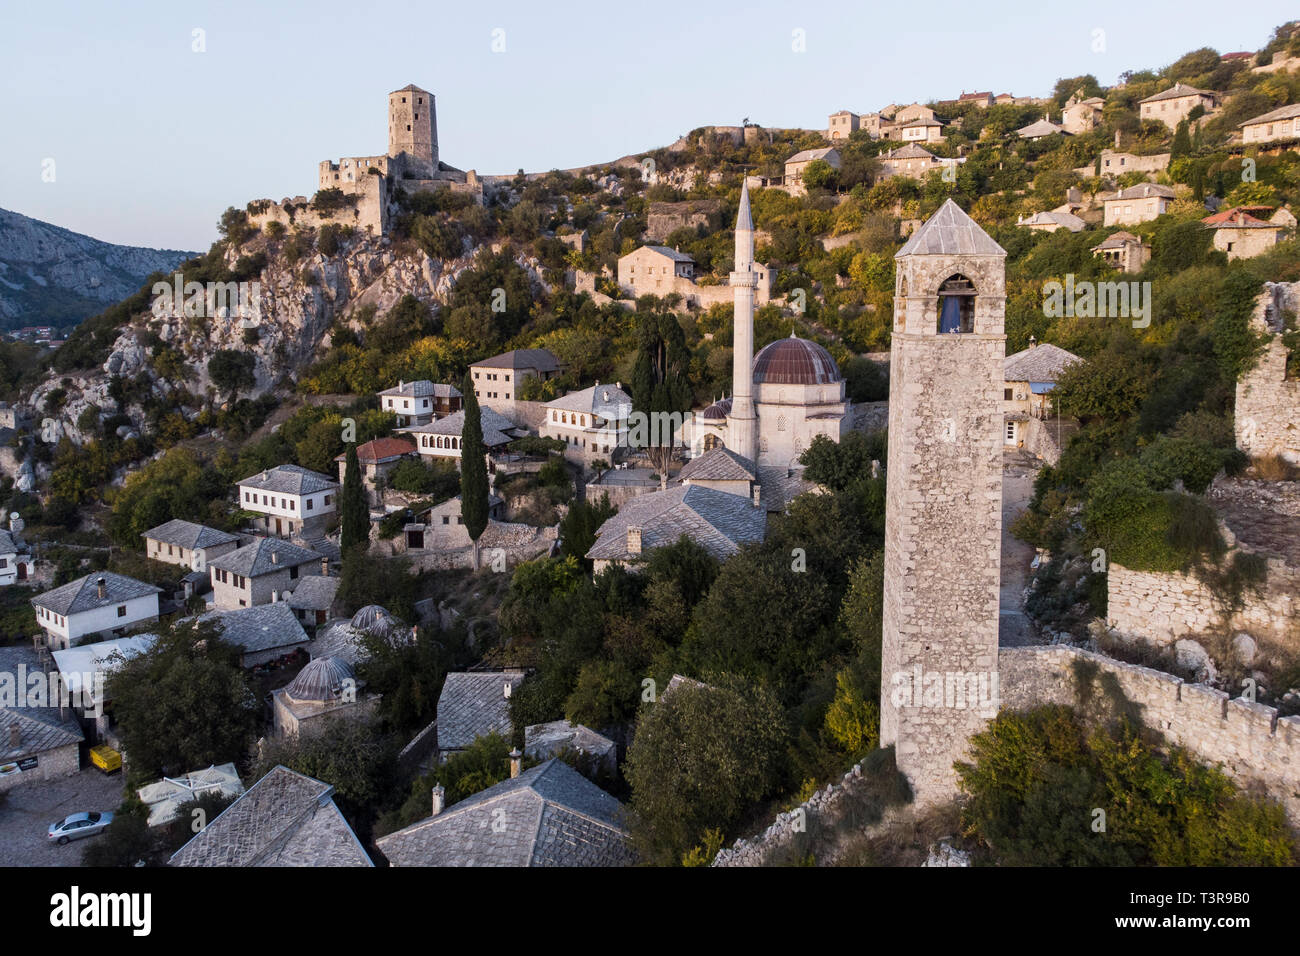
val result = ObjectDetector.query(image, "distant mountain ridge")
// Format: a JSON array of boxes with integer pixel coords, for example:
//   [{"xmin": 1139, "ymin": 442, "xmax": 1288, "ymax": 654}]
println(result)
[{"xmin": 0, "ymin": 208, "xmax": 196, "ymax": 332}]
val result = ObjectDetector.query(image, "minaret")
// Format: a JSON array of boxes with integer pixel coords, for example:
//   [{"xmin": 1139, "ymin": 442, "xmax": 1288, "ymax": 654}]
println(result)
[{"xmin": 727, "ymin": 182, "xmax": 758, "ymax": 462}]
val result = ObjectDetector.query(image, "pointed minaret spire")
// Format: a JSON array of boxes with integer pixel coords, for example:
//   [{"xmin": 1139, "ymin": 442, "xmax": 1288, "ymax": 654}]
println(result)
[{"xmin": 728, "ymin": 180, "xmax": 758, "ymax": 463}]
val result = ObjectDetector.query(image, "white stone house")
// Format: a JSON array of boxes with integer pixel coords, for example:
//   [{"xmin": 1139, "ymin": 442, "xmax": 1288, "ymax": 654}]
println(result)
[
  {"xmin": 1139, "ymin": 83, "xmax": 1215, "ymax": 129},
  {"xmin": 783, "ymin": 147, "xmax": 841, "ymax": 190},
  {"xmin": 1002, "ymin": 342, "xmax": 1082, "ymax": 446},
  {"xmin": 1103, "ymin": 183, "xmax": 1176, "ymax": 227},
  {"xmin": 237, "ymin": 465, "xmax": 339, "ymax": 538},
  {"xmin": 539, "ymin": 383, "xmax": 633, "ymax": 465},
  {"xmin": 31, "ymin": 572, "xmax": 162, "ymax": 651},
  {"xmin": 401, "ymin": 406, "xmax": 521, "ymax": 465},
  {"xmin": 208, "ymin": 538, "xmax": 325, "ymax": 611},
  {"xmin": 468, "ymin": 349, "xmax": 561, "ymax": 405},
  {"xmin": 617, "ymin": 246, "xmax": 696, "ymax": 297},
  {"xmin": 398, "ymin": 494, "xmax": 505, "ymax": 552},
  {"xmin": 0, "ymin": 526, "xmax": 33, "ymax": 586},
  {"xmin": 141, "ymin": 519, "xmax": 241, "ymax": 573},
  {"xmin": 1202, "ymin": 207, "xmax": 1289, "ymax": 261},
  {"xmin": 50, "ymin": 634, "xmax": 156, "ymax": 742},
  {"xmin": 378, "ymin": 380, "xmax": 461, "ymax": 427},
  {"xmin": 1239, "ymin": 103, "xmax": 1300, "ymax": 145}
]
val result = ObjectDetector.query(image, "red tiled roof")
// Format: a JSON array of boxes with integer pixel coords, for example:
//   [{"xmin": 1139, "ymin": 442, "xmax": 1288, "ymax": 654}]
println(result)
[
  {"xmin": 1201, "ymin": 206, "xmax": 1274, "ymax": 228},
  {"xmin": 338, "ymin": 437, "xmax": 417, "ymax": 463}
]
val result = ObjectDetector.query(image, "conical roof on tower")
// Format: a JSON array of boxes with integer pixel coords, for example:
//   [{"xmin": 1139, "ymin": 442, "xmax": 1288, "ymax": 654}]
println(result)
[
  {"xmin": 895, "ymin": 198, "xmax": 1005, "ymax": 258},
  {"xmin": 736, "ymin": 182, "xmax": 753, "ymax": 232}
]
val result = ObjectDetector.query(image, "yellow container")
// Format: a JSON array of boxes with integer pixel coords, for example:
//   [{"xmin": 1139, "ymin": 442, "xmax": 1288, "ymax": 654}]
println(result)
[{"xmin": 89, "ymin": 745, "xmax": 122, "ymax": 774}]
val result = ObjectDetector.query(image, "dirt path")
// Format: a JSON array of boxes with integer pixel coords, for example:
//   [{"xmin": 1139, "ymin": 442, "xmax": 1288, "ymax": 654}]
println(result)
[{"xmin": 999, "ymin": 449, "xmax": 1040, "ymax": 647}]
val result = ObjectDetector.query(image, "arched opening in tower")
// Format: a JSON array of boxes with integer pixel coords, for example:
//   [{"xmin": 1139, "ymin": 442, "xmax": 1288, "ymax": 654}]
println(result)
[{"xmin": 937, "ymin": 274, "xmax": 976, "ymax": 334}]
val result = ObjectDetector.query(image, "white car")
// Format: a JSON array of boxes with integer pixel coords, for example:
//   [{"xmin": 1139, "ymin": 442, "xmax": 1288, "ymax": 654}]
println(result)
[{"xmin": 48, "ymin": 811, "xmax": 114, "ymax": 845}]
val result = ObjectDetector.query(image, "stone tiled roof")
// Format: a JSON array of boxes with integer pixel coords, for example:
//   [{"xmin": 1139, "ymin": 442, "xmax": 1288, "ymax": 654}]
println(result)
[
  {"xmin": 786, "ymin": 147, "xmax": 839, "ymax": 164},
  {"xmin": 0, "ymin": 705, "xmax": 83, "ymax": 761},
  {"xmin": 1239, "ymin": 103, "xmax": 1300, "ymax": 127},
  {"xmin": 1112, "ymin": 183, "xmax": 1176, "ymax": 201},
  {"xmin": 375, "ymin": 759, "xmax": 635, "ymax": 867},
  {"xmin": 1004, "ymin": 343, "xmax": 1082, "ymax": 384},
  {"xmin": 896, "ymin": 199, "xmax": 1006, "ymax": 258},
  {"xmin": 471, "ymin": 348, "xmax": 560, "ymax": 373},
  {"xmin": 31, "ymin": 571, "xmax": 161, "ymax": 617},
  {"xmin": 436, "ymin": 671, "xmax": 526, "ymax": 752},
  {"xmin": 403, "ymin": 406, "xmax": 519, "ymax": 447},
  {"xmin": 678, "ymin": 446, "xmax": 757, "ymax": 483},
  {"xmin": 543, "ymin": 383, "xmax": 632, "ymax": 419},
  {"xmin": 1017, "ymin": 119, "xmax": 1065, "ymax": 138},
  {"xmin": 524, "ymin": 720, "xmax": 617, "ymax": 763},
  {"xmin": 0, "ymin": 529, "xmax": 29, "ymax": 555},
  {"xmin": 195, "ymin": 603, "xmax": 309, "ymax": 655},
  {"xmin": 1091, "ymin": 230, "xmax": 1143, "ymax": 250},
  {"xmin": 141, "ymin": 519, "xmax": 239, "ymax": 551},
  {"xmin": 208, "ymin": 538, "xmax": 322, "ymax": 578},
  {"xmin": 238, "ymin": 464, "xmax": 339, "ymax": 495},
  {"xmin": 1019, "ymin": 210, "xmax": 1085, "ymax": 231},
  {"xmin": 286, "ymin": 575, "xmax": 339, "ymax": 612},
  {"xmin": 169, "ymin": 765, "xmax": 372, "ymax": 867},
  {"xmin": 378, "ymin": 380, "xmax": 462, "ymax": 399},
  {"xmin": 640, "ymin": 245, "xmax": 695, "ymax": 263},
  {"xmin": 883, "ymin": 143, "xmax": 936, "ymax": 160},
  {"xmin": 586, "ymin": 484, "xmax": 767, "ymax": 562},
  {"xmin": 1140, "ymin": 82, "xmax": 1212, "ymax": 103},
  {"xmin": 755, "ymin": 465, "xmax": 818, "ymax": 512}
]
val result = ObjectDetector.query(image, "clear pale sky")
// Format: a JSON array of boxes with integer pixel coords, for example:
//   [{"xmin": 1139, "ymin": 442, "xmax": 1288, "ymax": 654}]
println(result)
[{"xmin": 0, "ymin": 0, "xmax": 1292, "ymax": 251}]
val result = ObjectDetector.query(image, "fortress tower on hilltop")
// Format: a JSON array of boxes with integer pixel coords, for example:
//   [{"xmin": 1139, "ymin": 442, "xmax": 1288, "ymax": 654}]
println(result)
[
  {"xmin": 880, "ymin": 199, "xmax": 1006, "ymax": 804},
  {"xmin": 388, "ymin": 84, "xmax": 438, "ymax": 178}
]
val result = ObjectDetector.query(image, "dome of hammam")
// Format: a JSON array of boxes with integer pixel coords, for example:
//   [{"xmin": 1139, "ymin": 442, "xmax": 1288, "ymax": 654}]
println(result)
[
  {"xmin": 752, "ymin": 334, "xmax": 841, "ymax": 386},
  {"xmin": 350, "ymin": 605, "xmax": 396, "ymax": 634},
  {"xmin": 284, "ymin": 655, "xmax": 354, "ymax": 702},
  {"xmin": 701, "ymin": 398, "xmax": 733, "ymax": 421}
]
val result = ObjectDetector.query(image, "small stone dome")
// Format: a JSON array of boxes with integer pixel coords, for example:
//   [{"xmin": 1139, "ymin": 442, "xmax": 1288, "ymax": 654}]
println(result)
[
  {"xmin": 752, "ymin": 334, "xmax": 841, "ymax": 386},
  {"xmin": 350, "ymin": 605, "xmax": 396, "ymax": 634},
  {"xmin": 285, "ymin": 656, "xmax": 354, "ymax": 702},
  {"xmin": 701, "ymin": 398, "xmax": 733, "ymax": 421}
]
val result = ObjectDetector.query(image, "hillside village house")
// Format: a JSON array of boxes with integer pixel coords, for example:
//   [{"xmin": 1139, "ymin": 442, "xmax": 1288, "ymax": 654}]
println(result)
[
  {"xmin": 956, "ymin": 91, "xmax": 995, "ymax": 108},
  {"xmin": 237, "ymin": 465, "xmax": 339, "ymax": 538},
  {"xmin": 1095, "ymin": 149, "xmax": 1171, "ymax": 177},
  {"xmin": 539, "ymin": 383, "xmax": 633, "ymax": 464},
  {"xmin": 141, "ymin": 519, "xmax": 240, "ymax": 573},
  {"xmin": 878, "ymin": 144, "xmax": 963, "ymax": 181},
  {"xmin": 468, "ymin": 348, "xmax": 561, "ymax": 404},
  {"xmin": 617, "ymin": 245, "xmax": 696, "ymax": 296},
  {"xmin": 0, "ymin": 647, "xmax": 84, "ymax": 790},
  {"xmin": 1092, "ymin": 231, "xmax": 1152, "ymax": 273},
  {"xmin": 1202, "ymin": 206, "xmax": 1290, "ymax": 260},
  {"xmin": 1002, "ymin": 342, "xmax": 1082, "ymax": 447},
  {"xmin": 826, "ymin": 109, "xmax": 859, "ymax": 140},
  {"xmin": 1062, "ymin": 94, "xmax": 1105, "ymax": 134},
  {"xmin": 783, "ymin": 147, "xmax": 841, "ymax": 190},
  {"xmin": 0, "ymin": 525, "xmax": 32, "ymax": 585},
  {"xmin": 1138, "ymin": 83, "xmax": 1216, "ymax": 129},
  {"xmin": 137, "ymin": 764, "xmax": 245, "ymax": 827},
  {"xmin": 196, "ymin": 603, "xmax": 310, "ymax": 668},
  {"xmin": 399, "ymin": 494, "xmax": 505, "ymax": 552},
  {"xmin": 31, "ymin": 572, "xmax": 161, "ymax": 650},
  {"xmin": 285, "ymin": 574, "xmax": 340, "ymax": 628},
  {"xmin": 334, "ymin": 437, "xmax": 418, "ymax": 504},
  {"xmin": 1017, "ymin": 117, "xmax": 1066, "ymax": 141},
  {"xmin": 891, "ymin": 118, "xmax": 945, "ymax": 143},
  {"xmin": 401, "ymin": 405, "xmax": 522, "ymax": 465},
  {"xmin": 1239, "ymin": 103, "xmax": 1300, "ymax": 144},
  {"xmin": 378, "ymin": 380, "xmax": 461, "ymax": 426},
  {"xmin": 436, "ymin": 670, "xmax": 526, "ymax": 760},
  {"xmin": 208, "ymin": 537, "xmax": 325, "ymax": 610},
  {"xmin": 1017, "ymin": 210, "xmax": 1085, "ymax": 233},
  {"xmin": 49, "ymin": 634, "xmax": 155, "ymax": 742},
  {"xmin": 1103, "ymin": 183, "xmax": 1176, "ymax": 226}
]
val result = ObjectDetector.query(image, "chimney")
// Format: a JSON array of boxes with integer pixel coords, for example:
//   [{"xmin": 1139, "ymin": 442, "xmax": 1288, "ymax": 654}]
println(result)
[
  {"xmin": 8, "ymin": 722, "xmax": 19, "ymax": 751},
  {"xmin": 271, "ymin": 550, "xmax": 279, "ymax": 565},
  {"xmin": 96, "ymin": 577, "xmax": 106, "ymax": 599},
  {"xmin": 431, "ymin": 783, "xmax": 445, "ymax": 817},
  {"xmin": 1029, "ymin": 335, "xmax": 1037, "ymax": 348},
  {"xmin": 509, "ymin": 748, "xmax": 522, "ymax": 779},
  {"xmin": 9, "ymin": 512, "xmax": 22, "ymax": 534},
  {"xmin": 321, "ymin": 558, "xmax": 329, "ymax": 577},
  {"xmin": 627, "ymin": 526, "xmax": 642, "ymax": 555},
  {"xmin": 503, "ymin": 679, "xmax": 513, "ymax": 700},
  {"xmin": 752, "ymin": 484, "xmax": 761, "ymax": 508},
  {"xmin": 1114, "ymin": 129, "xmax": 1121, "ymax": 150}
]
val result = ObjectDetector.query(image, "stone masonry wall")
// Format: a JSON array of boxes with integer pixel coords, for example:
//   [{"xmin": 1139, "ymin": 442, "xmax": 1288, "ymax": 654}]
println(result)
[
  {"xmin": 1236, "ymin": 282, "xmax": 1300, "ymax": 464},
  {"xmin": 1106, "ymin": 560, "xmax": 1299, "ymax": 646},
  {"xmin": 1000, "ymin": 645, "xmax": 1300, "ymax": 825}
]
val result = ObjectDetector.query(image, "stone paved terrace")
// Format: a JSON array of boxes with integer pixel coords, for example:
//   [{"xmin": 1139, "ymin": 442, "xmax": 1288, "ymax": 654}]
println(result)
[{"xmin": 1208, "ymin": 477, "xmax": 1300, "ymax": 566}]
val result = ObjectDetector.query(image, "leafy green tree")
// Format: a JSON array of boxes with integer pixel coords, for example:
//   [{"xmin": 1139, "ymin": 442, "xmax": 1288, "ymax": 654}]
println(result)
[
  {"xmin": 379, "ymin": 733, "xmax": 530, "ymax": 833},
  {"xmin": 558, "ymin": 492, "xmax": 616, "ymax": 564},
  {"xmin": 339, "ymin": 443, "xmax": 370, "ymax": 553},
  {"xmin": 629, "ymin": 310, "xmax": 693, "ymax": 480},
  {"xmin": 625, "ymin": 675, "xmax": 789, "ymax": 865},
  {"xmin": 459, "ymin": 372, "xmax": 490, "ymax": 568},
  {"xmin": 207, "ymin": 349, "xmax": 255, "ymax": 401},
  {"xmin": 254, "ymin": 718, "xmax": 399, "ymax": 821}
]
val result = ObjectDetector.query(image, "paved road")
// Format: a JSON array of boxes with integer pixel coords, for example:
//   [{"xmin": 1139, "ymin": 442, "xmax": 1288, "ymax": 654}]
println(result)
[
  {"xmin": 999, "ymin": 450, "xmax": 1041, "ymax": 647},
  {"xmin": 0, "ymin": 768, "xmax": 124, "ymax": 866}
]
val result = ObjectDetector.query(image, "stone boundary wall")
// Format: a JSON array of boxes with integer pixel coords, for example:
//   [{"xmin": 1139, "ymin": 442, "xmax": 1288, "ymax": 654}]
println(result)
[
  {"xmin": 1000, "ymin": 644, "xmax": 1300, "ymax": 824},
  {"xmin": 1106, "ymin": 560, "xmax": 1298, "ymax": 645},
  {"xmin": 248, "ymin": 174, "xmax": 387, "ymax": 237},
  {"xmin": 1236, "ymin": 282, "xmax": 1300, "ymax": 464}
]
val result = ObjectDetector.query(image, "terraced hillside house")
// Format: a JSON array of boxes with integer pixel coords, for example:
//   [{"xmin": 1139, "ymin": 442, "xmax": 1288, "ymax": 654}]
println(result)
[
  {"xmin": 1239, "ymin": 103, "xmax": 1300, "ymax": 145},
  {"xmin": 1103, "ymin": 183, "xmax": 1176, "ymax": 227},
  {"xmin": 31, "ymin": 572, "xmax": 161, "ymax": 650},
  {"xmin": 375, "ymin": 758, "xmax": 635, "ymax": 867},
  {"xmin": 1138, "ymin": 82, "xmax": 1216, "ymax": 129},
  {"xmin": 539, "ymin": 383, "xmax": 633, "ymax": 464},
  {"xmin": 0, "ymin": 525, "xmax": 32, "ymax": 586},
  {"xmin": 195, "ymin": 603, "xmax": 310, "ymax": 668},
  {"xmin": 207, "ymin": 537, "xmax": 325, "ymax": 611},
  {"xmin": 334, "ymin": 437, "xmax": 418, "ymax": 504},
  {"xmin": 1002, "ymin": 342, "xmax": 1082, "ymax": 446},
  {"xmin": 468, "ymin": 349, "xmax": 561, "ymax": 405},
  {"xmin": 237, "ymin": 465, "xmax": 339, "ymax": 538},
  {"xmin": 170, "ymin": 765, "xmax": 372, "ymax": 866},
  {"xmin": 401, "ymin": 406, "xmax": 522, "ymax": 465},
  {"xmin": 378, "ymin": 380, "xmax": 461, "ymax": 427},
  {"xmin": 141, "ymin": 519, "xmax": 240, "ymax": 572}
]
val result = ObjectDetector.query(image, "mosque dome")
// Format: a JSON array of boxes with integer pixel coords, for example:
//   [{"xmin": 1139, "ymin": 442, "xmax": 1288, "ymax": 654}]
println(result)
[
  {"xmin": 284, "ymin": 656, "xmax": 354, "ymax": 702},
  {"xmin": 701, "ymin": 398, "xmax": 733, "ymax": 421},
  {"xmin": 752, "ymin": 334, "xmax": 841, "ymax": 386},
  {"xmin": 350, "ymin": 605, "xmax": 396, "ymax": 635}
]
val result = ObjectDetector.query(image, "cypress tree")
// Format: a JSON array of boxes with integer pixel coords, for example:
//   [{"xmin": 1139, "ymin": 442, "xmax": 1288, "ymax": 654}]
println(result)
[
  {"xmin": 340, "ymin": 443, "xmax": 369, "ymax": 553},
  {"xmin": 460, "ymin": 372, "xmax": 490, "ymax": 568}
]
